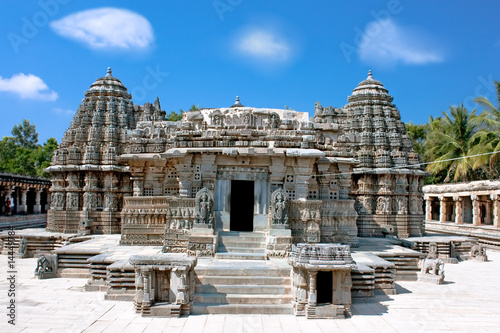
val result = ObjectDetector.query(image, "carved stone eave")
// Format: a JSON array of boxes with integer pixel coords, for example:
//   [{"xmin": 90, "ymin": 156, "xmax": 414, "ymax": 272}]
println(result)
[
  {"xmin": 44, "ymin": 164, "xmax": 129, "ymax": 173},
  {"xmin": 285, "ymin": 148, "xmax": 325, "ymax": 158},
  {"xmin": 423, "ymin": 179, "xmax": 500, "ymax": 194},
  {"xmin": 129, "ymin": 254, "xmax": 197, "ymax": 268},
  {"xmin": 291, "ymin": 263, "xmax": 355, "ymax": 270},
  {"xmin": 352, "ymin": 167, "xmax": 429, "ymax": 176},
  {"xmin": 118, "ymin": 153, "xmax": 164, "ymax": 162},
  {"xmin": 317, "ymin": 157, "xmax": 358, "ymax": 165}
]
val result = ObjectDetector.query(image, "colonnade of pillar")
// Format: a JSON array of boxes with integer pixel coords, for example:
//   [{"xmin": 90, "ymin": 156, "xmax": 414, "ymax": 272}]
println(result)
[
  {"xmin": 425, "ymin": 193, "xmax": 500, "ymax": 227},
  {"xmin": 0, "ymin": 185, "xmax": 50, "ymax": 216}
]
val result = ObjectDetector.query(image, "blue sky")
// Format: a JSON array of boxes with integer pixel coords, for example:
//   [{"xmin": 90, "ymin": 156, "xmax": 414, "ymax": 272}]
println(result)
[{"xmin": 1, "ymin": 0, "xmax": 499, "ymax": 144}]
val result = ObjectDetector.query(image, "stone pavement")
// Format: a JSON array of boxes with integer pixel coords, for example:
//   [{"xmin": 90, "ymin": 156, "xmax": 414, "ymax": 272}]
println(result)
[{"xmin": 1, "ymin": 251, "xmax": 500, "ymax": 332}]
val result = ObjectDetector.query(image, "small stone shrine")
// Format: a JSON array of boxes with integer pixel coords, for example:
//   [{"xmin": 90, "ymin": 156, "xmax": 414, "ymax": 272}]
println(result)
[{"xmin": 289, "ymin": 244, "xmax": 354, "ymax": 319}]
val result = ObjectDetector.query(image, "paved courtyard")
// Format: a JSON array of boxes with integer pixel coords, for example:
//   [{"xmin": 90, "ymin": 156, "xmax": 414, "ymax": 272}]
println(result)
[{"xmin": 1, "ymin": 250, "xmax": 500, "ymax": 333}]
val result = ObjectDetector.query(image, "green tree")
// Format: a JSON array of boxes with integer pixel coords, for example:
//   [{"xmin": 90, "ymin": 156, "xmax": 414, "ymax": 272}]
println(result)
[
  {"xmin": 0, "ymin": 121, "xmax": 58, "ymax": 177},
  {"xmin": 11, "ymin": 119, "xmax": 38, "ymax": 149},
  {"xmin": 166, "ymin": 110, "xmax": 184, "ymax": 121},
  {"xmin": 405, "ymin": 122, "xmax": 427, "ymax": 157},
  {"xmin": 472, "ymin": 81, "xmax": 500, "ymax": 175},
  {"xmin": 31, "ymin": 137, "xmax": 59, "ymax": 177},
  {"xmin": 426, "ymin": 105, "xmax": 479, "ymax": 182}
]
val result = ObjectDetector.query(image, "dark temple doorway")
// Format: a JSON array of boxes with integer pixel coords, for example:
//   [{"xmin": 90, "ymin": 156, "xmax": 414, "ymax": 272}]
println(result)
[
  {"xmin": 316, "ymin": 271, "xmax": 333, "ymax": 304},
  {"xmin": 230, "ymin": 180, "xmax": 254, "ymax": 231}
]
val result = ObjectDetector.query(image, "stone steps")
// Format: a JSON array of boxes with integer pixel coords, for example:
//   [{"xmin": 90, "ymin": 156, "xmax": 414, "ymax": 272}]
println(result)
[
  {"xmin": 193, "ymin": 293, "xmax": 293, "ymax": 304},
  {"xmin": 196, "ymin": 276, "xmax": 291, "ymax": 285},
  {"xmin": 195, "ymin": 267, "xmax": 291, "ymax": 277},
  {"xmin": 215, "ymin": 252, "xmax": 267, "ymax": 260},
  {"xmin": 57, "ymin": 268, "xmax": 89, "ymax": 279},
  {"xmin": 218, "ymin": 246, "xmax": 266, "ymax": 254},
  {"xmin": 195, "ymin": 284, "xmax": 291, "ymax": 294},
  {"xmin": 193, "ymin": 257, "xmax": 293, "ymax": 315},
  {"xmin": 216, "ymin": 231, "xmax": 267, "ymax": 260},
  {"xmin": 191, "ymin": 303, "xmax": 292, "ymax": 315}
]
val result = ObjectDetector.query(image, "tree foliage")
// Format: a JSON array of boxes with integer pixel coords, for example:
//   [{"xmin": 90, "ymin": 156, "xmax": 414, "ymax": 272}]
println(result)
[
  {"xmin": 405, "ymin": 81, "xmax": 500, "ymax": 184},
  {"xmin": 0, "ymin": 120, "xmax": 58, "ymax": 177}
]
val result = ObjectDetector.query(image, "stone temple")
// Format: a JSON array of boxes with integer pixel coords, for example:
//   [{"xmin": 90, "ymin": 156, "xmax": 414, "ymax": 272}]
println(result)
[{"xmin": 39, "ymin": 68, "xmax": 433, "ymax": 318}]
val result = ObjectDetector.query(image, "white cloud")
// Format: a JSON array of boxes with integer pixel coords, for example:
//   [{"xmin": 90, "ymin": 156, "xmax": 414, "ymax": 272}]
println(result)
[
  {"xmin": 53, "ymin": 108, "xmax": 74, "ymax": 115},
  {"xmin": 0, "ymin": 73, "xmax": 58, "ymax": 101},
  {"xmin": 50, "ymin": 7, "xmax": 154, "ymax": 50},
  {"xmin": 236, "ymin": 28, "xmax": 291, "ymax": 62},
  {"xmin": 359, "ymin": 20, "xmax": 443, "ymax": 66}
]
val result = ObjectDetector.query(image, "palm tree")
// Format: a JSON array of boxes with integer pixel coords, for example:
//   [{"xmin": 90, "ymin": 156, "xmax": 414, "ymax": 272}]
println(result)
[
  {"xmin": 473, "ymin": 81, "xmax": 500, "ymax": 175},
  {"xmin": 426, "ymin": 105, "xmax": 479, "ymax": 182}
]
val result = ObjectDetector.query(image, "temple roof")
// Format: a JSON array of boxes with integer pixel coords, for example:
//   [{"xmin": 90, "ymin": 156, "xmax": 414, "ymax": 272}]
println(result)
[
  {"xmin": 350, "ymin": 70, "xmax": 389, "ymax": 97},
  {"xmin": 85, "ymin": 67, "xmax": 131, "ymax": 99}
]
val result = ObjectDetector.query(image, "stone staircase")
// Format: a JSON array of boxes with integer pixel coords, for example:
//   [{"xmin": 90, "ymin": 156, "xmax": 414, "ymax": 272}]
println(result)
[
  {"xmin": 215, "ymin": 231, "xmax": 267, "ymax": 260},
  {"xmin": 192, "ymin": 259, "xmax": 293, "ymax": 315}
]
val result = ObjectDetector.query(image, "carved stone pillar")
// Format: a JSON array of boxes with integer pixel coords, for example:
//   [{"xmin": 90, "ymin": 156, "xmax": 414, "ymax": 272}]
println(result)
[
  {"xmin": 293, "ymin": 158, "xmax": 314, "ymax": 200},
  {"xmin": 45, "ymin": 192, "xmax": 51, "ymax": 212},
  {"xmin": 454, "ymin": 196, "xmax": 463, "ymax": 224},
  {"xmin": 472, "ymin": 195, "xmax": 481, "ymax": 226},
  {"xmin": 19, "ymin": 187, "xmax": 29, "ymax": 214},
  {"xmin": 178, "ymin": 175, "xmax": 192, "ymax": 198},
  {"xmin": 491, "ymin": 194, "xmax": 500, "ymax": 227},
  {"xmin": 131, "ymin": 176, "xmax": 144, "ymax": 197},
  {"xmin": 142, "ymin": 268, "xmax": 152, "ymax": 309},
  {"xmin": 34, "ymin": 188, "xmax": 42, "ymax": 213},
  {"xmin": 201, "ymin": 154, "xmax": 216, "ymax": 191},
  {"xmin": 295, "ymin": 175, "xmax": 310, "ymax": 200},
  {"xmin": 270, "ymin": 156, "xmax": 286, "ymax": 192},
  {"xmin": 308, "ymin": 271, "xmax": 317, "ymax": 306},
  {"xmin": 485, "ymin": 200, "xmax": 493, "ymax": 225},
  {"xmin": 439, "ymin": 196, "xmax": 446, "ymax": 223},
  {"xmin": 425, "ymin": 197, "xmax": 432, "ymax": 221},
  {"xmin": 337, "ymin": 164, "xmax": 352, "ymax": 199}
]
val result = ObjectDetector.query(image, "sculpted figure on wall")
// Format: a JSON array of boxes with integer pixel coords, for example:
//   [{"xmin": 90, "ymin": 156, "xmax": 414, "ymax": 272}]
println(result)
[
  {"xmin": 194, "ymin": 188, "xmax": 214, "ymax": 226},
  {"xmin": 271, "ymin": 189, "xmax": 289, "ymax": 225},
  {"xmin": 376, "ymin": 196, "xmax": 390, "ymax": 214}
]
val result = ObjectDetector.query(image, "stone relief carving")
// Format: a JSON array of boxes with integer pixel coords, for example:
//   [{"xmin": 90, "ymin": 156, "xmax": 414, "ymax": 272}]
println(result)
[
  {"xmin": 470, "ymin": 244, "xmax": 488, "ymax": 261},
  {"xmin": 18, "ymin": 237, "xmax": 28, "ymax": 258},
  {"xmin": 194, "ymin": 188, "xmax": 214, "ymax": 226},
  {"xmin": 271, "ymin": 189, "xmax": 289, "ymax": 225}
]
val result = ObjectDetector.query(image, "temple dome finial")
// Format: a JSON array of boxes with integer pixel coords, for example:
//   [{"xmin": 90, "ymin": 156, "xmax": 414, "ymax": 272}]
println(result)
[
  {"xmin": 230, "ymin": 96, "xmax": 244, "ymax": 108},
  {"xmin": 367, "ymin": 70, "xmax": 373, "ymax": 79},
  {"xmin": 106, "ymin": 67, "xmax": 112, "ymax": 77}
]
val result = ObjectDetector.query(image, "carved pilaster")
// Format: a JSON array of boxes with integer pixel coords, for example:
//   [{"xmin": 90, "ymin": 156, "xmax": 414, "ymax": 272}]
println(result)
[
  {"xmin": 472, "ymin": 194, "xmax": 481, "ymax": 226},
  {"xmin": 19, "ymin": 188, "xmax": 28, "ymax": 214},
  {"xmin": 425, "ymin": 197, "xmax": 432, "ymax": 221},
  {"xmin": 491, "ymin": 194, "xmax": 500, "ymax": 228},
  {"xmin": 308, "ymin": 271, "xmax": 317, "ymax": 306},
  {"xmin": 454, "ymin": 195, "xmax": 463, "ymax": 224},
  {"xmin": 34, "ymin": 188, "xmax": 42, "ymax": 213},
  {"xmin": 439, "ymin": 196, "xmax": 447, "ymax": 223}
]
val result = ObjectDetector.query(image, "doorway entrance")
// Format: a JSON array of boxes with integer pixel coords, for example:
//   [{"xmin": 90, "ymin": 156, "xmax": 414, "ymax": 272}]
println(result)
[
  {"xmin": 230, "ymin": 180, "xmax": 254, "ymax": 231},
  {"xmin": 316, "ymin": 271, "xmax": 333, "ymax": 304}
]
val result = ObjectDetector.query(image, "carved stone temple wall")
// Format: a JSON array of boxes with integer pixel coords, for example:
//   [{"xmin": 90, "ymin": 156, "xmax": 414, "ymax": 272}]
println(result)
[{"xmin": 46, "ymin": 69, "xmax": 427, "ymax": 248}]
